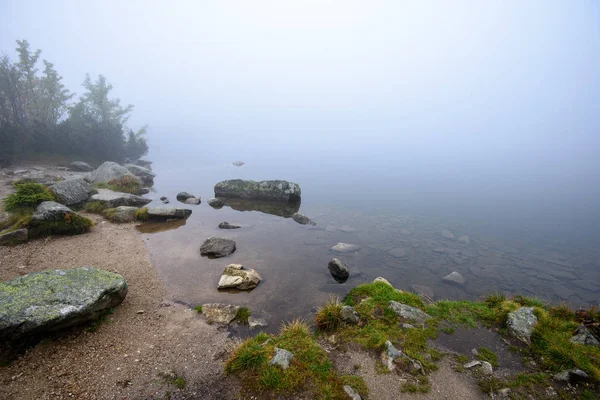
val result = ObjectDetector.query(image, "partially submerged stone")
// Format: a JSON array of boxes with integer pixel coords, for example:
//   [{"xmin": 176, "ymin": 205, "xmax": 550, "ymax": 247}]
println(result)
[
  {"xmin": 443, "ymin": 271, "xmax": 466, "ymax": 285},
  {"xmin": 200, "ymin": 237, "xmax": 236, "ymax": 258},
  {"xmin": 291, "ymin": 212, "xmax": 316, "ymax": 226},
  {"xmin": 201, "ymin": 303, "xmax": 240, "ymax": 325},
  {"xmin": 29, "ymin": 201, "xmax": 92, "ymax": 236},
  {"xmin": 388, "ymin": 301, "xmax": 431, "ymax": 324},
  {"xmin": 340, "ymin": 305, "xmax": 360, "ymax": 325},
  {"xmin": 208, "ymin": 198, "xmax": 224, "ymax": 208},
  {"xmin": 218, "ymin": 264, "xmax": 261, "ymax": 290},
  {"xmin": 269, "ymin": 348, "xmax": 294, "ymax": 370},
  {"xmin": 90, "ymin": 189, "xmax": 151, "ymax": 208},
  {"xmin": 176, "ymin": 191, "xmax": 195, "ymax": 202},
  {"xmin": 507, "ymin": 307, "xmax": 537, "ymax": 344},
  {"xmin": 248, "ymin": 317, "xmax": 268, "ymax": 329},
  {"xmin": 0, "ymin": 229, "xmax": 28, "ymax": 246},
  {"xmin": 218, "ymin": 222, "xmax": 241, "ymax": 229},
  {"xmin": 328, "ymin": 258, "xmax": 349, "ymax": 283},
  {"xmin": 570, "ymin": 325, "xmax": 600, "ymax": 347},
  {"xmin": 331, "ymin": 242, "xmax": 360, "ymax": 253},
  {"xmin": 184, "ymin": 197, "xmax": 201, "ymax": 205},
  {"xmin": 0, "ymin": 267, "xmax": 127, "ymax": 339},
  {"xmin": 146, "ymin": 207, "xmax": 192, "ymax": 221},
  {"xmin": 232, "ymin": 161, "xmax": 245, "ymax": 167},
  {"xmin": 214, "ymin": 179, "xmax": 301, "ymax": 203},
  {"xmin": 388, "ymin": 248, "xmax": 407, "ymax": 258},
  {"xmin": 49, "ymin": 178, "xmax": 94, "ymax": 206}
]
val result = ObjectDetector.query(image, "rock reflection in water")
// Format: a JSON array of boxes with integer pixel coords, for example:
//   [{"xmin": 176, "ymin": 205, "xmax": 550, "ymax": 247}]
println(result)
[
  {"xmin": 221, "ymin": 198, "xmax": 300, "ymax": 218},
  {"xmin": 136, "ymin": 219, "xmax": 187, "ymax": 233}
]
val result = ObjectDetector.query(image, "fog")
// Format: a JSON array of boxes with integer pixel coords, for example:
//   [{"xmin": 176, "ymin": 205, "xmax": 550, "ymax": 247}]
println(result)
[{"xmin": 2, "ymin": 0, "xmax": 599, "ymax": 242}]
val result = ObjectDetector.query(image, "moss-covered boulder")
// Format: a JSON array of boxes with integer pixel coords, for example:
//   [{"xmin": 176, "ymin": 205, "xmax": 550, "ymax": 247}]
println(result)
[
  {"xmin": 0, "ymin": 267, "xmax": 127, "ymax": 340},
  {"xmin": 29, "ymin": 201, "xmax": 93, "ymax": 237},
  {"xmin": 214, "ymin": 179, "xmax": 301, "ymax": 202}
]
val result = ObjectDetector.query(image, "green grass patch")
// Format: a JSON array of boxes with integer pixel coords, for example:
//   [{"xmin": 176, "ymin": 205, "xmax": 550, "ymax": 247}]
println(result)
[
  {"xmin": 102, "ymin": 208, "xmax": 117, "ymax": 221},
  {"xmin": 134, "ymin": 207, "xmax": 148, "ymax": 221},
  {"xmin": 3, "ymin": 183, "xmax": 54, "ymax": 212},
  {"xmin": 95, "ymin": 176, "xmax": 141, "ymax": 194},
  {"xmin": 475, "ymin": 347, "xmax": 499, "ymax": 368},
  {"xmin": 236, "ymin": 307, "xmax": 250, "ymax": 325},
  {"xmin": 172, "ymin": 376, "xmax": 186, "ymax": 389},
  {"xmin": 225, "ymin": 320, "xmax": 348, "ymax": 398},
  {"xmin": 315, "ymin": 296, "xmax": 343, "ymax": 331},
  {"xmin": 84, "ymin": 201, "xmax": 108, "ymax": 214},
  {"xmin": 193, "ymin": 305, "xmax": 202, "ymax": 313}
]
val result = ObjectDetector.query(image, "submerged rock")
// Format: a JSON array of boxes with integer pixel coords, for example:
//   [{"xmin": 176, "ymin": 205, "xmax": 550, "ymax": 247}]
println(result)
[
  {"xmin": 49, "ymin": 177, "xmax": 94, "ymax": 206},
  {"xmin": 328, "ymin": 258, "xmax": 349, "ymax": 283},
  {"xmin": 331, "ymin": 242, "xmax": 360, "ymax": 253},
  {"xmin": 570, "ymin": 325, "xmax": 599, "ymax": 347},
  {"xmin": 200, "ymin": 303, "xmax": 240, "ymax": 325},
  {"xmin": 442, "ymin": 271, "xmax": 466, "ymax": 285},
  {"xmin": 111, "ymin": 206, "xmax": 138, "ymax": 223},
  {"xmin": 0, "ymin": 229, "xmax": 28, "ymax": 246},
  {"xmin": 68, "ymin": 161, "xmax": 94, "ymax": 172},
  {"xmin": 176, "ymin": 191, "xmax": 196, "ymax": 202},
  {"xmin": 184, "ymin": 197, "xmax": 201, "ymax": 205},
  {"xmin": 458, "ymin": 235, "xmax": 471, "ymax": 245},
  {"xmin": 89, "ymin": 161, "xmax": 139, "ymax": 184},
  {"xmin": 388, "ymin": 248, "xmax": 407, "ymax": 258},
  {"xmin": 200, "ymin": 237, "xmax": 236, "ymax": 258},
  {"xmin": 232, "ymin": 161, "xmax": 245, "ymax": 167},
  {"xmin": 291, "ymin": 212, "xmax": 316, "ymax": 226},
  {"xmin": 208, "ymin": 198, "xmax": 224, "ymax": 208},
  {"xmin": 218, "ymin": 222, "xmax": 241, "ymax": 229},
  {"xmin": 90, "ymin": 189, "xmax": 151, "ymax": 208},
  {"xmin": 218, "ymin": 264, "xmax": 261, "ymax": 290},
  {"xmin": 248, "ymin": 317, "xmax": 268, "ymax": 329},
  {"xmin": 340, "ymin": 306, "xmax": 360, "ymax": 325},
  {"xmin": 269, "ymin": 348, "xmax": 294, "ymax": 370},
  {"xmin": 388, "ymin": 301, "xmax": 431, "ymax": 324},
  {"xmin": 0, "ymin": 267, "xmax": 127, "ymax": 339},
  {"xmin": 411, "ymin": 284, "xmax": 434, "ymax": 298},
  {"xmin": 220, "ymin": 198, "xmax": 300, "ymax": 218},
  {"xmin": 507, "ymin": 307, "xmax": 537, "ymax": 343},
  {"xmin": 124, "ymin": 164, "xmax": 155, "ymax": 185},
  {"xmin": 146, "ymin": 207, "xmax": 192, "ymax": 221},
  {"xmin": 441, "ymin": 229, "xmax": 454, "ymax": 239},
  {"xmin": 214, "ymin": 179, "xmax": 301, "ymax": 202}
]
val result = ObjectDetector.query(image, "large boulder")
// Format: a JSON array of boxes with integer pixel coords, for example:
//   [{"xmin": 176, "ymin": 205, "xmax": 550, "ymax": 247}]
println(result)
[
  {"xmin": 200, "ymin": 237, "xmax": 236, "ymax": 258},
  {"xmin": 201, "ymin": 303, "xmax": 240, "ymax": 325},
  {"xmin": 507, "ymin": 307, "xmax": 537, "ymax": 343},
  {"xmin": 49, "ymin": 177, "xmax": 94, "ymax": 206},
  {"xmin": 68, "ymin": 161, "xmax": 94, "ymax": 172},
  {"xmin": 89, "ymin": 161, "xmax": 139, "ymax": 184},
  {"xmin": 29, "ymin": 201, "xmax": 92, "ymax": 236},
  {"xmin": 0, "ymin": 267, "xmax": 127, "ymax": 339},
  {"xmin": 328, "ymin": 258, "xmax": 349, "ymax": 283},
  {"xmin": 214, "ymin": 179, "xmax": 301, "ymax": 202},
  {"xmin": 146, "ymin": 207, "xmax": 192, "ymax": 221},
  {"xmin": 124, "ymin": 164, "xmax": 155, "ymax": 186},
  {"xmin": 90, "ymin": 189, "xmax": 151, "ymax": 208},
  {"xmin": 217, "ymin": 264, "xmax": 261, "ymax": 290},
  {"xmin": 388, "ymin": 301, "xmax": 431, "ymax": 324},
  {"xmin": 0, "ymin": 229, "xmax": 28, "ymax": 246}
]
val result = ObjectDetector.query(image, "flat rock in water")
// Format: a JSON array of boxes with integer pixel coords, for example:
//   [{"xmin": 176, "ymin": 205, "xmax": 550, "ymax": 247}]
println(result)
[
  {"xmin": 111, "ymin": 206, "xmax": 138, "ymax": 223},
  {"xmin": 124, "ymin": 164, "xmax": 155, "ymax": 185},
  {"xmin": 208, "ymin": 198, "xmax": 224, "ymax": 208},
  {"xmin": 388, "ymin": 301, "xmax": 431, "ymax": 324},
  {"xmin": 507, "ymin": 307, "xmax": 537, "ymax": 343},
  {"xmin": 200, "ymin": 237, "xmax": 236, "ymax": 258},
  {"xmin": 200, "ymin": 303, "xmax": 240, "ymax": 325},
  {"xmin": 328, "ymin": 258, "xmax": 349, "ymax": 283},
  {"xmin": 218, "ymin": 264, "xmax": 261, "ymax": 290},
  {"xmin": 90, "ymin": 189, "xmax": 151, "ymax": 208},
  {"xmin": 443, "ymin": 271, "xmax": 466, "ymax": 285},
  {"xmin": 0, "ymin": 229, "xmax": 28, "ymax": 246},
  {"xmin": 214, "ymin": 179, "xmax": 301, "ymax": 202},
  {"xmin": 68, "ymin": 161, "xmax": 94, "ymax": 172},
  {"xmin": 291, "ymin": 212, "xmax": 316, "ymax": 226},
  {"xmin": 570, "ymin": 325, "xmax": 600, "ymax": 347},
  {"xmin": 218, "ymin": 222, "xmax": 241, "ymax": 229},
  {"xmin": 441, "ymin": 229, "xmax": 455, "ymax": 239},
  {"xmin": 331, "ymin": 242, "xmax": 360, "ymax": 253},
  {"xmin": 269, "ymin": 348, "xmax": 293, "ymax": 370},
  {"xmin": 49, "ymin": 177, "xmax": 94, "ymax": 206},
  {"xmin": 388, "ymin": 248, "xmax": 407, "ymax": 258},
  {"xmin": 89, "ymin": 161, "xmax": 139, "ymax": 184},
  {"xmin": 184, "ymin": 197, "xmax": 201, "ymax": 205},
  {"xmin": 0, "ymin": 267, "xmax": 127, "ymax": 339},
  {"xmin": 146, "ymin": 207, "xmax": 192, "ymax": 220}
]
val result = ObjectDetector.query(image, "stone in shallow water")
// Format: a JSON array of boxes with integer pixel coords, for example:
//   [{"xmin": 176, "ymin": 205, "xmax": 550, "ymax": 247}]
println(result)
[
  {"xmin": 218, "ymin": 222, "xmax": 241, "ymax": 229},
  {"xmin": 176, "ymin": 191, "xmax": 195, "ymax": 202},
  {"xmin": 0, "ymin": 267, "xmax": 127, "ymax": 339},
  {"xmin": 146, "ymin": 207, "xmax": 192, "ymax": 220},
  {"xmin": 331, "ymin": 242, "xmax": 360, "ymax": 253},
  {"xmin": 507, "ymin": 307, "xmax": 537, "ymax": 343},
  {"xmin": 208, "ymin": 198, "xmax": 225, "ymax": 208},
  {"xmin": 269, "ymin": 348, "xmax": 294, "ymax": 370},
  {"xmin": 89, "ymin": 161, "xmax": 139, "ymax": 185},
  {"xmin": 291, "ymin": 212, "xmax": 316, "ymax": 226},
  {"xmin": 201, "ymin": 303, "xmax": 240, "ymax": 325},
  {"xmin": 458, "ymin": 235, "xmax": 470, "ymax": 244},
  {"xmin": 200, "ymin": 237, "xmax": 236, "ymax": 258},
  {"xmin": 328, "ymin": 258, "xmax": 349, "ymax": 283},
  {"xmin": 388, "ymin": 301, "xmax": 431, "ymax": 324},
  {"xmin": 442, "ymin": 271, "xmax": 466, "ymax": 285},
  {"xmin": 214, "ymin": 179, "xmax": 301, "ymax": 202},
  {"xmin": 184, "ymin": 197, "xmax": 201, "ymax": 205},
  {"xmin": 217, "ymin": 264, "xmax": 261, "ymax": 290},
  {"xmin": 411, "ymin": 284, "xmax": 434, "ymax": 298}
]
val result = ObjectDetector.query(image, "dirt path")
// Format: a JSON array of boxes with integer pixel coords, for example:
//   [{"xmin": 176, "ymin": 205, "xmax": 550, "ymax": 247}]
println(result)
[{"xmin": 0, "ymin": 214, "xmax": 238, "ymax": 400}]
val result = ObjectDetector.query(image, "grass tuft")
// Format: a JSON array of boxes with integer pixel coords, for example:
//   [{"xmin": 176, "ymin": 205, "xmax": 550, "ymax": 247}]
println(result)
[
  {"xmin": 314, "ymin": 296, "xmax": 343, "ymax": 331},
  {"xmin": 236, "ymin": 307, "xmax": 250, "ymax": 325},
  {"xmin": 475, "ymin": 347, "xmax": 499, "ymax": 368},
  {"xmin": 134, "ymin": 207, "xmax": 148, "ymax": 221},
  {"xmin": 193, "ymin": 305, "xmax": 202, "ymax": 313},
  {"xmin": 3, "ymin": 183, "xmax": 54, "ymax": 212}
]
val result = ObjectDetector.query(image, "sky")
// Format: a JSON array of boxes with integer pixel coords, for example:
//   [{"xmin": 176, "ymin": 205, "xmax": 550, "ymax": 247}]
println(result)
[{"xmin": 1, "ymin": 1, "xmax": 600, "ymax": 232}]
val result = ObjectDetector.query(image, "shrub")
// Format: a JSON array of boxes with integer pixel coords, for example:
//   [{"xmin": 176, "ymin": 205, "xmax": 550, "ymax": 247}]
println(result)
[{"xmin": 3, "ymin": 183, "xmax": 54, "ymax": 212}]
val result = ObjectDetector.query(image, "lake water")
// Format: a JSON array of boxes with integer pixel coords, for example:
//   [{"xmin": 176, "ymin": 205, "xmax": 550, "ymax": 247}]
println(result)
[{"xmin": 139, "ymin": 159, "xmax": 600, "ymax": 330}]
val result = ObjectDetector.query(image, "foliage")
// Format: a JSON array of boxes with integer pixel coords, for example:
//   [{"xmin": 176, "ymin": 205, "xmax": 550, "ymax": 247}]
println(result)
[
  {"xmin": 236, "ymin": 307, "xmax": 251, "ymax": 325},
  {"xmin": 95, "ymin": 176, "xmax": 141, "ymax": 194},
  {"xmin": 0, "ymin": 40, "xmax": 147, "ymax": 164},
  {"xmin": 3, "ymin": 182, "xmax": 54, "ymax": 212}
]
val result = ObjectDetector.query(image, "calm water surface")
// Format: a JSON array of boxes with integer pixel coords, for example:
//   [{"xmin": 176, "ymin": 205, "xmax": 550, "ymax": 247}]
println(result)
[{"xmin": 139, "ymin": 160, "xmax": 600, "ymax": 330}]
